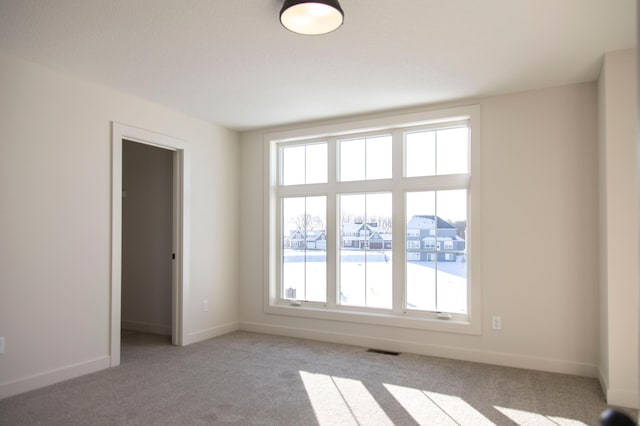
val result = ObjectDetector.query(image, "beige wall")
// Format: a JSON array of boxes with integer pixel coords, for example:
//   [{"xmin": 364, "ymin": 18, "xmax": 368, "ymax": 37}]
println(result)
[
  {"xmin": 598, "ymin": 48, "xmax": 639, "ymax": 408},
  {"xmin": 121, "ymin": 141, "xmax": 174, "ymax": 336},
  {"xmin": 1, "ymin": 46, "xmax": 636, "ymax": 408},
  {"xmin": 240, "ymin": 82, "xmax": 600, "ymax": 378},
  {"xmin": 0, "ymin": 54, "xmax": 240, "ymax": 398}
]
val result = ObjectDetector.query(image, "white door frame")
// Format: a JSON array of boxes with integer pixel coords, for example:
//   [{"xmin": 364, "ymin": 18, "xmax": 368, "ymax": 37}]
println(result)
[{"xmin": 110, "ymin": 122, "xmax": 190, "ymax": 367}]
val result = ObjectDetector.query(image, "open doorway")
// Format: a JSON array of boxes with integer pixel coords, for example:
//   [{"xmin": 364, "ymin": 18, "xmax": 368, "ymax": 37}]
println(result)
[
  {"xmin": 121, "ymin": 140, "xmax": 174, "ymax": 352},
  {"xmin": 111, "ymin": 123, "xmax": 188, "ymax": 367}
]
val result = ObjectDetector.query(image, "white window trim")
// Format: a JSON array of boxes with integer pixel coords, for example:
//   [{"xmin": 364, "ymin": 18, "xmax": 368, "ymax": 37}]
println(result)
[{"xmin": 263, "ymin": 105, "xmax": 482, "ymax": 335}]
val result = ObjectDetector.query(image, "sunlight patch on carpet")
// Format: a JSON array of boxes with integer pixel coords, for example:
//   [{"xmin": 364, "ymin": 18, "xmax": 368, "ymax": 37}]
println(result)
[
  {"xmin": 384, "ymin": 383, "xmax": 494, "ymax": 425},
  {"xmin": 299, "ymin": 371, "xmax": 393, "ymax": 425},
  {"xmin": 495, "ymin": 406, "xmax": 588, "ymax": 426}
]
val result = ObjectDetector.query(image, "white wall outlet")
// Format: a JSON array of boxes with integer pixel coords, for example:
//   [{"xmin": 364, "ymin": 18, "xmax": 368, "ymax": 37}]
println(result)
[
  {"xmin": 492, "ymin": 316, "xmax": 502, "ymax": 330},
  {"xmin": 0, "ymin": 337, "xmax": 5, "ymax": 354},
  {"xmin": 202, "ymin": 300, "xmax": 209, "ymax": 312}
]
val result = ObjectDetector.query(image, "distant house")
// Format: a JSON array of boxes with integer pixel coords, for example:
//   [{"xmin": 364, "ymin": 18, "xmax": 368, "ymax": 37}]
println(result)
[
  {"xmin": 406, "ymin": 215, "xmax": 465, "ymax": 262},
  {"xmin": 290, "ymin": 217, "xmax": 462, "ymax": 258},
  {"xmin": 305, "ymin": 230, "xmax": 327, "ymax": 250},
  {"xmin": 286, "ymin": 229, "xmax": 326, "ymax": 250},
  {"xmin": 341, "ymin": 222, "xmax": 391, "ymax": 250},
  {"xmin": 369, "ymin": 231, "xmax": 392, "ymax": 250}
]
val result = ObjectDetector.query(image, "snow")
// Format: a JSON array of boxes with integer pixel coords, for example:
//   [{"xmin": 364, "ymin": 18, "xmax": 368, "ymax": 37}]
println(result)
[{"xmin": 282, "ymin": 249, "xmax": 467, "ymax": 313}]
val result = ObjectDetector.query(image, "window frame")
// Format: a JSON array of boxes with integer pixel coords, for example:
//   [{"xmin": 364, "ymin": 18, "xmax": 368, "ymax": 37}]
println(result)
[{"xmin": 264, "ymin": 105, "xmax": 482, "ymax": 335}]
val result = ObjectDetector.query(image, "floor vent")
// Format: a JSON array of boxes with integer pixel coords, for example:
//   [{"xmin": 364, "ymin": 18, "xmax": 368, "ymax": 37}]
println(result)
[{"xmin": 366, "ymin": 349, "xmax": 400, "ymax": 356}]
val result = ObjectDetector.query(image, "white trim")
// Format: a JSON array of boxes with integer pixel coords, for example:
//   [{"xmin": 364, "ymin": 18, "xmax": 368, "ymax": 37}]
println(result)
[
  {"xmin": 598, "ymin": 367, "xmax": 639, "ymax": 409},
  {"xmin": 263, "ymin": 105, "xmax": 482, "ymax": 335},
  {"xmin": 265, "ymin": 105, "xmax": 476, "ymax": 143},
  {"xmin": 598, "ymin": 366, "xmax": 610, "ymax": 404},
  {"xmin": 240, "ymin": 322, "xmax": 598, "ymax": 378},
  {"xmin": 264, "ymin": 304, "xmax": 477, "ymax": 335},
  {"xmin": 606, "ymin": 388, "xmax": 640, "ymax": 410},
  {"xmin": 111, "ymin": 122, "xmax": 190, "ymax": 367},
  {"xmin": 111, "ymin": 129, "xmax": 123, "ymax": 367},
  {"xmin": 0, "ymin": 356, "xmax": 110, "ymax": 400},
  {"xmin": 121, "ymin": 320, "xmax": 171, "ymax": 336},
  {"xmin": 182, "ymin": 322, "xmax": 240, "ymax": 346},
  {"xmin": 172, "ymin": 145, "xmax": 190, "ymax": 346}
]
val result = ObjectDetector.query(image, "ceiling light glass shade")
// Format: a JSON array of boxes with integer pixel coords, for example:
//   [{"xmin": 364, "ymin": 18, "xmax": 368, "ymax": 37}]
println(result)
[{"xmin": 280, "ymin": 0, "xmax": 344, "ymax": 35}]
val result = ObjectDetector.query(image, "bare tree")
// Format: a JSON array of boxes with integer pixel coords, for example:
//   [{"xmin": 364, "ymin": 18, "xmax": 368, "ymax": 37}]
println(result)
[
  {"xmin": 368, "ymin": 215, "xmax": 392, "ymax": 232},
  {"xmin": 341, "ymin": 213, "xmax": 365, "ymax": 224},
  {"xmin": 291, "ymin": 213, "xmax": 324, "ymax": 232}
]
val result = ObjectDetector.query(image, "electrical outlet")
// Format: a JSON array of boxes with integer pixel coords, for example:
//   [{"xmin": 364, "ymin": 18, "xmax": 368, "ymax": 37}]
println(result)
[
  {"xmin": 492, "ymin": 316, "xmax": 502, "ymax": 330},
  {"xmin": 0, "ymin": 337, "xmax": 5, "ymax": 354},
  {"xmin": 202, "ymin": 300, "xmax": 209, "ymax": 312}
]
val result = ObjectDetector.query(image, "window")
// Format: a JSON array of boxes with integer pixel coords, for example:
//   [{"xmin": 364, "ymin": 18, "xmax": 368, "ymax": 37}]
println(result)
[
  {"xmin": 266, "ymin": 106, "xmax": 480, "ymax": 334},
  {"xmin": 282, "ymin": 142, "xmax": 327, "ymax": 185},
  {"xmin": 339, "ymin": 192, "xmax": 392, "ymax": 309},
  {"xmin": 282, "ymin": 196, "xmax": 326, "ymax": 303},
  {"xmin": 339, "ymin": 135, "xmax": 392, "ymax": 181},
  {"xmin": 405, "ymin": 127, "xmax": 469, "ymax": 177},
  {"xmin": 406, "ymin": 190, "xmax": 467, "ymax": 314},
  {"xmin": 407, "ymin": 240, "xmax": 421, "ymax": 249}
]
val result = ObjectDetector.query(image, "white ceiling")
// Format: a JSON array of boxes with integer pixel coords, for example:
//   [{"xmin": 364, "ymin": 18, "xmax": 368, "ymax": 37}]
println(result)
[{"xmin": 0, "ymin": 0, "xmax": 635, "ymax": 131}]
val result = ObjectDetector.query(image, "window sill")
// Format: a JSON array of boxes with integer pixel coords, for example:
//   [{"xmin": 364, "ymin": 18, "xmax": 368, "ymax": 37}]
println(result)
[{"xmin": 264, "ymin": 302, "xmax": 481, "ymax": 335}]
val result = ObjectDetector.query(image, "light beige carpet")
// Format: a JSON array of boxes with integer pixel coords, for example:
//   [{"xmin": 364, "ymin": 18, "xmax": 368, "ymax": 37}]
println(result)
[{"xmin": 0, "ymin": 331, "xmax": 634, "ymax": 425}]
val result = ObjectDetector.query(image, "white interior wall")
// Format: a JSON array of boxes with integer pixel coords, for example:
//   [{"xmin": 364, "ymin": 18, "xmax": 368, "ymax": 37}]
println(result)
[
  {"xmin": 0, "ymin": 53, "xmax": 240, "ymax": 399},
  {"xmin": 597, "ymin": 48, "xmax": 639, "ymax": 408},
  {"xmin": 239, "ymin": 82, "xmax": 601, "ymax": 379},
  {"xmin": 0, "ymin": 45, "xmax": 636, "ymax": 408},
  {"xmin": 121, "ymin": 141, "xmax": 174, "ymax": 336}
]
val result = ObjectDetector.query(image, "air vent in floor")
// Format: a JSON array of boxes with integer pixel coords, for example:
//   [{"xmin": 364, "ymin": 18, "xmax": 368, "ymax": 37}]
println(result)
[{"xmin": 366, "ymin": 349, "xmax": 400, "ymax": 356}]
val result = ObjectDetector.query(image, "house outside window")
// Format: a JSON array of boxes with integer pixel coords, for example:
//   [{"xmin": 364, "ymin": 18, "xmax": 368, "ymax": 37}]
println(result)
[{"xmin": 265, "ymin": 105, "xmax": 481, "ymax": 335}]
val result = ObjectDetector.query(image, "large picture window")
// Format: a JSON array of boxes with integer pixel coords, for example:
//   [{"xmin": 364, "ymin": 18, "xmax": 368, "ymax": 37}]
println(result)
[
  {"xmin": 405, "ymin": 189, "xmax": 467, "ymax": 314},
  {"xmin": 282, "ymin": 196, "xmax": 327, "ymax": 303},
  {"xmin": 266, "ymin": 106, "xmax": 481, "ymax": 334},
  {"xmin": 339, "ymin": 192, "xmax": 393, "ymax": 309}
]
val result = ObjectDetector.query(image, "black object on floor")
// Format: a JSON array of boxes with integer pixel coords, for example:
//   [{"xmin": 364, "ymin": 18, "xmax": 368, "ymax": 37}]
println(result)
[{"xmin": 600, "ymin": 409, "xmax": 636, "ymax": 426}]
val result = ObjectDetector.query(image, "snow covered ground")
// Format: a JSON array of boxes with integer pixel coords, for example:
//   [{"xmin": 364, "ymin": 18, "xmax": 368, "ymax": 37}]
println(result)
[{"xmin": 282, "ymin": 249, "xmax": 467, "ymax": 313}]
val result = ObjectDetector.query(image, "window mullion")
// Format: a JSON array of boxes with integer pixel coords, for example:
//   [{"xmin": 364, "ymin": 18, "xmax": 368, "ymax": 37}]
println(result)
[
  {"xmin": 303, "ymin": 197, "xmax": 308, "ymax": 302},
  {"xmin": 275, "ymin": 194, "xmax": 283, "ymax": 302},
  {"xmin": 403, "ymin": 174, "xmax": 470, "ymax": 190},
  {"xmin": 391, "ymin": 129, "xmax": 404, "ymax": 314},
  {"xmin": 326, "ymin": 138, "xmax": 337, "ymax": 308},
  {"xmin": 434, "ymin": 191, "xmax": 439, "ymax": 312}
]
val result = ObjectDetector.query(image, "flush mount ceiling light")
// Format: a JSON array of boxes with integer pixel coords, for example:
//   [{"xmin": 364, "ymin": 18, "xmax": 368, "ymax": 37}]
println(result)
[{"xmin": 280, "ymin": 0, "xmax": 344, "ymax": 35}]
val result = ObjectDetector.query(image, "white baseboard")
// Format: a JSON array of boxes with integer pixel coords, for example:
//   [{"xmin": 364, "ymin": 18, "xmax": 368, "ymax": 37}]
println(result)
[
  {"xmin": 598, "ymin": 367, "xmax": 639, "ymax": 409},
  {"xmin": 606, "ymin": 387, "xmax": 639, "ymax": 410},
  {"xmin": 0, "ymin": 323, "xmax": 239, "ymax": 400},
  {"xmin": 122, "ymin": 320, "xmax": 171, "ymax": 336},
  {"xmin": 598, "ymin": 366, "xmax": 610, "ymax": 399},
  {"xmin": 183, "ymin": 322, "xmax": 239, "ymax": 346},
  {"xmin": 239, "ymin": 321, "xmax": 598, "ymax": 378},
  {"xmin": 0, "ymin": 356, "xmax": 110, "ymax": 401}
]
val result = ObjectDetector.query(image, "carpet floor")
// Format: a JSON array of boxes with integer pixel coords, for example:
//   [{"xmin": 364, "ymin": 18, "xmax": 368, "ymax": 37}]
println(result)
[{"xmin": 0, "ymin": 331, "xmax": 634, "ymax": 425}]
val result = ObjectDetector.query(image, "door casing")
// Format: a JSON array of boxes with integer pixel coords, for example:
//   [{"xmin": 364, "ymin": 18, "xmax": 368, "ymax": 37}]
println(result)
[{"xmin": 110, "ymin": 122, "xmax": 189, "ymax": 367}]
